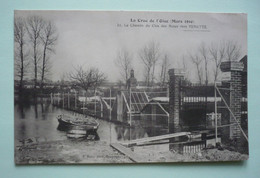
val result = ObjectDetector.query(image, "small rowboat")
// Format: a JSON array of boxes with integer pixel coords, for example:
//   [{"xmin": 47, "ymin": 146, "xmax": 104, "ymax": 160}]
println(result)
[{"xmin": 57, "ymin": 114, "xmax": 99, "ymax": 133}]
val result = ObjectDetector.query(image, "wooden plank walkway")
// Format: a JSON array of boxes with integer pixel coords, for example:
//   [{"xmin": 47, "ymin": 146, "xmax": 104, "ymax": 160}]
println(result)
[
  {"xmin": 120, "ymin": 132, "xmax": 191, "ymax": 147},
  {"xmin": 110, "ymin": 143, "xmax": 147, "ymax": 163}
]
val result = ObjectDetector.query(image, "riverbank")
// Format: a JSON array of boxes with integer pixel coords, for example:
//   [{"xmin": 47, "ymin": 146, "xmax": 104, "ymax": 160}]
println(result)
[
  {"xmin": 15, "ymin": 139, "xmax": 248, "ymax": 164},
  {"xmin": 15, "ymin": 139, "xmax": 132, "ymax": 164}
]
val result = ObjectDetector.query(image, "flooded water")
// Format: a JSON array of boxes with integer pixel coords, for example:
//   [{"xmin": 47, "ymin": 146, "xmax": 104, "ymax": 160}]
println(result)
[
  {"xmin": 14, "ymin": 99, "xmax": 168, "ymax": 146},
  {"xmin": 15, "ymin": 98, "xmax": 214, "ymax": 156}
]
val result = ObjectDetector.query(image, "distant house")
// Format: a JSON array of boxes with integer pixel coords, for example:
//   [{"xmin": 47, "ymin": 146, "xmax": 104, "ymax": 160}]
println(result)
[{"xmin": 127, "ymin": 69, "xmax": 137, "ymax": 89}]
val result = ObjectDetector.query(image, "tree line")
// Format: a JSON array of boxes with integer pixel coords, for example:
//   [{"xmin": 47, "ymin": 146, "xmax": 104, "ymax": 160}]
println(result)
[
  {"xmin": 14, "ymin": 16, "xmax": 58, "ymax": 93},
  {"xmin": 114, "ymin": 40, "xmax": 242, "ymax": 87},
  {"xmin": 188, "ymin": 41, "xmax": 242, "ymax": 85}
]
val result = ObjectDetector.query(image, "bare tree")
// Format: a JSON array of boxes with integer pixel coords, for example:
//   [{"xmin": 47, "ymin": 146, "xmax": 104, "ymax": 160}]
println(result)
[
  {"xmin": 199, "ymin": 43, "xmax": 210, "ymax": 85},
  {"xmin": 159, "ymin": 54, "xmax": 170, "ymax": 87},
  {"xmin": 40, "ymin": 21, "xmax": 58, "ymax": 91},
  {"xmin": 139, "ymin": 41, "xmax": 160, "ymax": 86},
  {"xmin": 114, "ymin": 48, "xmax": 133, "ymax": 87},
  {"xmin": 26, "ymin": 16, "xmax": 44, "ymax": 89},
  {"xmin": 225, "ymin": 40, "xmax": 241, "ymax": 61},
  {"xmin": 70, "ymin": 66, "xmax": 106, "ymax": 92},
  {"xmin": 189, "ymin": 52, "xmax": 203, "ymax": 84},
  {"xmin": 14, "ymin": 17, "xmax": 28, "ymax": 92},
  {"xmin": 209, "ymin": 41, "xmax": 226, "ymax": 82}
]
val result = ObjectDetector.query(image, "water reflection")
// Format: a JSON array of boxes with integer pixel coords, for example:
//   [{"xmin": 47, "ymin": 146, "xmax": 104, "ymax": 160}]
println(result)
[
  {"xmin": 17, "ymin": 103, "xmax": 25, "ymax": 119},
  {"xmin": 15, "ymin": 98, "xmax": 66, "ymax": 146},
  {"xmin": 34, "ymin": 103, "xmax": 38, "ymax": 119},
  {"xmin": 16, "ymin": 99, "xmax": 31, "ymax": 119}
]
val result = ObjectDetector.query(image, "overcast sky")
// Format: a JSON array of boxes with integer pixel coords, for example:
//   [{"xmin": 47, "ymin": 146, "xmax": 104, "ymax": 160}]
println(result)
[{"xmin": 15, "ymin": 10, "xmax": 247, "ymax": 83}]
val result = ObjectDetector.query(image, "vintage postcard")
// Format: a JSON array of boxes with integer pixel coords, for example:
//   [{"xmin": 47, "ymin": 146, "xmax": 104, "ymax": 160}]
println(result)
[{"xmin": 14, "ymin": 10, "xmax": 248, "ymax": 164}]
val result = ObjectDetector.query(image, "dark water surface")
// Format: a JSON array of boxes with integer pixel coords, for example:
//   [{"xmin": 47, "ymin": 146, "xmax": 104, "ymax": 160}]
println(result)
[{"xmin": 14, "ymin": 100, "xmax": 168, "ymax": 146}]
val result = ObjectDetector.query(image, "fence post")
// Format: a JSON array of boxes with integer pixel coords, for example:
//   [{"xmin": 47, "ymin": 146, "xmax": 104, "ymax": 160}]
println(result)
[
  {"xmin": 68, "ymin": 92, "xmax": 70, "ymax": 109},
  {"xmin": 109, "ymin": 88, "xmax": 112, "ymax": 121},
  {"xmin": 83, "ymin": 97, "xmax": 85, "ymax": 114},
  {"xmin": 100, "ymin": 97, "xmax": 103, "ymax": 118}
]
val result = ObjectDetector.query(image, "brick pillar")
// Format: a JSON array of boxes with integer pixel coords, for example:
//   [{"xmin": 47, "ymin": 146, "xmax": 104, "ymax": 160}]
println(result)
[
  {"xmin": 230, "ymin": 70, "xmax": 243, "ymax": 140},
  {"xmin": 168, "ymin": 69, "xmax": 185, "ymax": 133},
  {"xmin": 220, "ymin": 61, "xmax": 244, "ymax": 143}
]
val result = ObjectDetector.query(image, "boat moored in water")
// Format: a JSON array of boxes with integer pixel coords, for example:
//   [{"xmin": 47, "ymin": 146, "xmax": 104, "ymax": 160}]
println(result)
[{"xmin": 57, "ymin": 114, "xmax": 99, "ymax": 133}]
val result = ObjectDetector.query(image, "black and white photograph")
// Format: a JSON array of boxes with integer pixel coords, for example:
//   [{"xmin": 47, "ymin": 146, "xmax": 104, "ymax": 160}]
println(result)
[{"xmin": 14, "ymin": 10, "xmax": 248, "ymax": 164}]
